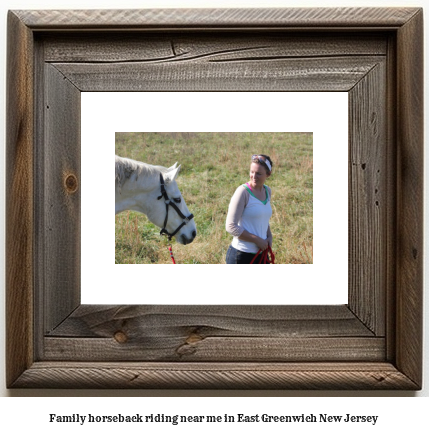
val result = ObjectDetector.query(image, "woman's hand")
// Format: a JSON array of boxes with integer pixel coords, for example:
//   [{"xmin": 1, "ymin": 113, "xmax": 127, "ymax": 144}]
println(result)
[
  {"xmin": 238, "ymin": 230, "xmax": 270, "ymax": 251},
  {"xmin": 256, "ymin": 237, "xmax": 269, "ymax": 252}
]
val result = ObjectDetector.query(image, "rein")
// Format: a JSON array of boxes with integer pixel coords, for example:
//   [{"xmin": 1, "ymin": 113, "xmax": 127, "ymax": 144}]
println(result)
[
  {"xmin": 250, "ymin": 246, "xmax": 275, "ymax": 264},
  {"xmin": 157, "ymin": 173, "xmax": 194, "ymax": 264}
]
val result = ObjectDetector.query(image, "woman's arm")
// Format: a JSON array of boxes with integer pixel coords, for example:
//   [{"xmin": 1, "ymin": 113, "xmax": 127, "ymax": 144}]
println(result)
[
  {"xmin": 225, "ymin": 186, "xmax": 247, "ymax": 237},
  {"xmin": 266, "ymin": 187, "xmax": 273, "ymax": 246},
  {"xmin": 237, "ymin": 229, "xmax": 269, "ymax": 251},
  {"xmin": 267, "ymin": 225, "xmax": 273, "ymax": 247}
]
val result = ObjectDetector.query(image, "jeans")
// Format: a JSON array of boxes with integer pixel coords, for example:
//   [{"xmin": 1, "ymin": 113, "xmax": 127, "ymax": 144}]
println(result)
[{"xmin": 225, "ymin": 245, "xmax": 263, "ymax": 264}]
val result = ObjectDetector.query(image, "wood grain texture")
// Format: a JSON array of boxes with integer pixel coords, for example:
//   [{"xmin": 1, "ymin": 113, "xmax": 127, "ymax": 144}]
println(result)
[
  {"xmin": 395, "ymin": 9, "xmax": 424, "ymax": 388},
  {"xmin": 348, "ymin": 61, "xmax": 386, "ymax": 335},
  {"xmin": 48, "ymin": 305, "xmax": 375, "ymax": 338},
  {"xmin": 44, "ymin": 305, "xmax": 380, "ymax": 362},
  {"xmin": 6, "ymin": 8, "xmax": 423, "ymax": 390},
  {"xmin": 14, "ymin": 8, "xmax": 420, "ymax": 29},
  {"xmin": 52, "ymin": 56, "xmax": 383, "ymax": 92},
  {"xmin": 42, "ymin": 33, "xmax": 388, "ymax": 63},
  {"xmin": 6, "ymin": 11, "xmax": 35, "ymax": 388},
  {"xmin": 43, "ymin": 64, "xmax": 81, "ymax": 333},
  {"xmin": 11, "ymin": 362, "xmax": 419, "ymax": 390},
  {"xmin": 44, "ymin": 337, "xmax": 385, "ymax": 362},
  {"xmin": 384, "ymin": 33, "xmax": 398, "ymax": 364}
]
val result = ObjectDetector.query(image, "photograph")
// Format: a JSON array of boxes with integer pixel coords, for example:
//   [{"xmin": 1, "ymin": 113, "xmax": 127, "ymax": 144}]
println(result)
[{"xmin": 115, "ymin": 132, "xmax": 313, "ymax": 265}]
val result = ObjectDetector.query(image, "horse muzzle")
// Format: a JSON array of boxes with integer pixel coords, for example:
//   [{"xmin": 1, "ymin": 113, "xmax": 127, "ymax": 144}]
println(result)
[{"xmin": 179, "ymin": 230, "xmax": 197, "ymax": 245}]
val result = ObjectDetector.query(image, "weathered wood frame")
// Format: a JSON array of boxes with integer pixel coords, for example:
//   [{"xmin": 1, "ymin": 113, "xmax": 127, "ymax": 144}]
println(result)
[{"xmin": 6, "ymin": 8, "xmax": 423, "ymax": 389}]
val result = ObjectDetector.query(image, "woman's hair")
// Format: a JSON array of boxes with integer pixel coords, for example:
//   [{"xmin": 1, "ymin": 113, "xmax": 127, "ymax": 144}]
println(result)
[{"xmin": 251, "ymin": 154, "xmax": 273, "ymax": 175}]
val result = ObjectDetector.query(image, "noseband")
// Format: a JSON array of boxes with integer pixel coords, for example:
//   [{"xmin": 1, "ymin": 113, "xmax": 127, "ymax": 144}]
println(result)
[{"xmin": 157, "ymin": 173, "xmax": 194, "ymax": 241}]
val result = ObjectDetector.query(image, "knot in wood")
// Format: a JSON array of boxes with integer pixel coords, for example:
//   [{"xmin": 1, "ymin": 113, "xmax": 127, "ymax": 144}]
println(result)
[
  {"xmin": 65, "ymin": 174, "xmax": 78, "ymax": 193},
  {"xmin": 186, "ymin": 333, "xmax": 203, "ymax": 344},
  {"xmin": 114, "ymin": 331, "xmax": 128, "ymax": 343}
]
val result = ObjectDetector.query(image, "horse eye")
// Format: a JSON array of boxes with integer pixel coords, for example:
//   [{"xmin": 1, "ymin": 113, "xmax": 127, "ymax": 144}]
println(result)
[{"xmin": 173, "ymin": 197, "xmax": 181, "ymax": 203}]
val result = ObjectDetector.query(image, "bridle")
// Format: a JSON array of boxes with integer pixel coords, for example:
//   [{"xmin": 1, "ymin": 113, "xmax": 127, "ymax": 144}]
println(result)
[{"xmin": 157, "ymin": 173, "xmax": 194, "ymax": 241}]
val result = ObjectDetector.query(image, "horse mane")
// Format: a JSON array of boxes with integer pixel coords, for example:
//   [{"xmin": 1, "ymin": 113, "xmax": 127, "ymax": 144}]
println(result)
[{"xmin": 115, "ymin": 155, "xmax": 167, "ymax": 190}]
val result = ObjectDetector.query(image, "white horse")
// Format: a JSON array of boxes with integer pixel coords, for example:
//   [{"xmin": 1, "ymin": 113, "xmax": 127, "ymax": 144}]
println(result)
[{"xmin": 115, "ymin": 155, "xmax": 197, "ymax": 245}]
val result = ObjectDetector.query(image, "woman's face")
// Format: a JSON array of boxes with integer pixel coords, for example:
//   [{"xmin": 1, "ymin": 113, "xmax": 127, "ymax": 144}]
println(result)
[{"xmin": 249, "ymin": 162, "xmax": 269, "ymax": 187}]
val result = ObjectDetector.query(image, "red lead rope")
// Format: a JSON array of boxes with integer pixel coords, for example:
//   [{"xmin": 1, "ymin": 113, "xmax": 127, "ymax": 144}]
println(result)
[
  {"xmin": 168, "ymin": 244, "xmax": 176, "ymax": 264},
  {"xmin": 250, "ymin": 246, "xmax": 275, "ymax": 264}
]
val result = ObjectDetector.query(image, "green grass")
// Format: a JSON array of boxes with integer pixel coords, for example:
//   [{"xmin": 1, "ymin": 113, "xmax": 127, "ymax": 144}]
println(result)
[{"xmin": 115, "ymin": 132, "xmax": 313, "ymax": 264}]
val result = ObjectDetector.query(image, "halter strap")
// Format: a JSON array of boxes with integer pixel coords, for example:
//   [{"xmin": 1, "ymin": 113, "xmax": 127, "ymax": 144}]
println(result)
[{"xmin": 157, "ymin": 173, "xmax": 194, "ymax": 241}]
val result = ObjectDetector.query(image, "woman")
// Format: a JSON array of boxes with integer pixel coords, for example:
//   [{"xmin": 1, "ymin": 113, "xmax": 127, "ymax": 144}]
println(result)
[{"xmin": 225, "ymin": 154, "xmax": 273, "ymax": 264}]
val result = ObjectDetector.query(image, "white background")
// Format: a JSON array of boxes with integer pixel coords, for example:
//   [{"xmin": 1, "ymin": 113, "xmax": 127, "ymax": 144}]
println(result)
[
  {"xmin": 0, "ymin": 0, "xmax": 428, "ymax": 428},
  {"xmin": 82, "ymin": 92, "xmax": 348, "ymax": 305}
]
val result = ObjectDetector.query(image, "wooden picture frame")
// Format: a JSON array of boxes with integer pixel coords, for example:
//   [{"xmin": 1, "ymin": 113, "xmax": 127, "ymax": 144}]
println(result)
[{"xmin": 6, "ymin": 7, "xmax": 423, "ymax": 389}]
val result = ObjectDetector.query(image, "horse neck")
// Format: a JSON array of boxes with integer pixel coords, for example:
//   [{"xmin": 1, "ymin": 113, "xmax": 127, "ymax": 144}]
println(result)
[
  {"xmin": 133, "ymin": 163, "xmax": 161, "ymax": 193},
  {"xmin": 116, "ymin": 156, "xmax": 156, "ymax": 189}
]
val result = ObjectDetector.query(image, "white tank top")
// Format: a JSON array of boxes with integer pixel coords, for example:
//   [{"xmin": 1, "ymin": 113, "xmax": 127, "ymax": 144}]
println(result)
[{"xmin": 232, "ymin": 184, "xmax": 272, "ymax": 253}]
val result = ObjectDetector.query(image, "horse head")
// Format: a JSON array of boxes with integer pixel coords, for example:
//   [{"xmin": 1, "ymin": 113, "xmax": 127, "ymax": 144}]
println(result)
[
  {"xmin": 150, "ymin": 164, "xmax": 197, "ymax": 245},
  {"xmin": 115, "ymin": 156, "xmax": 197, "ymax": 245}
]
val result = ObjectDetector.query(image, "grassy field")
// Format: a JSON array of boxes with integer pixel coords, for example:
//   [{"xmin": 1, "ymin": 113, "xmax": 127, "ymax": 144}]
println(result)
[{"xmin": 115, "ymin": 132, "xmax": 313, "ymax": 264}]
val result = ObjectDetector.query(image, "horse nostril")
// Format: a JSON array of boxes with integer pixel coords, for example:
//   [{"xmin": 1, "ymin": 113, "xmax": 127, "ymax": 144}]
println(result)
[{"xmin": 192, "ymin": 230, "xmax": 197, "ymax": 238}]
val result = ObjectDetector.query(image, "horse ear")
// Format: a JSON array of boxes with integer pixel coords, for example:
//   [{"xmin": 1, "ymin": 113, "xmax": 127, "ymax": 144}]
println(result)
[
  {"xmin": 168, "ymin": 162, "xmax": 179, "ymax": 171},
  {"xmin": 164, "ymin": 165, "xmax": 181, "ymax": 184}
]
